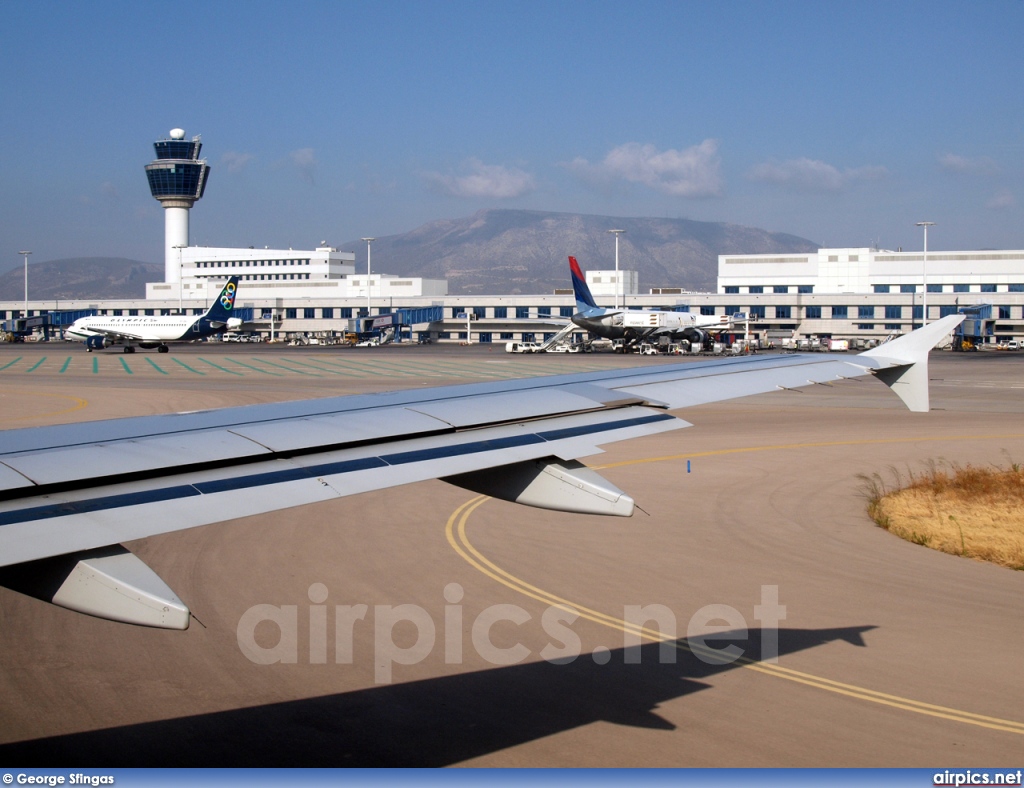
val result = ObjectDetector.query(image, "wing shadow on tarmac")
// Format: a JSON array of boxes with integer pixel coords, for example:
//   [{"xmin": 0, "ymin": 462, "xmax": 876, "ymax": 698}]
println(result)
[{"xmin": 0, "ymin": 625, "xmax": 874, "ymax": 766}]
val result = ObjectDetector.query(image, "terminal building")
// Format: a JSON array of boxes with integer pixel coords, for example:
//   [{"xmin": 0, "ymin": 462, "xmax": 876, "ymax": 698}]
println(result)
[{"xmin": 3, "ymin": 129, "xmax": 1023, "ymax": 346}]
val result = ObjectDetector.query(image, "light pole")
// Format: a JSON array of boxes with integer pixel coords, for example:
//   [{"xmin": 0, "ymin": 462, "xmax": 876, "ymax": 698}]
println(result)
[
  {"xmin": 18, "ymin": 250, "xmax": 31, "ymax": 316},
  {"xmin": 916, "ymin": 222, "xmax": 934, "ymax": 326},
  {"xmin": 173, "ymin": 244, "xmax": 187, "ymax": 314},
  {"xmin": 361, "ymin": 237, "xmax": 375, "ymax": 329},
  {"xmin": 607, "ymin": 229, "xmax": 625, "ymax": 310}
]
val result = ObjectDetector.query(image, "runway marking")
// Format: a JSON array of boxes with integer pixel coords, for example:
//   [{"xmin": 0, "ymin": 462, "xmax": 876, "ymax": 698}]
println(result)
[
  {"xmin": 145, "ymin": 358, "xmax": 168, "ymax": 375},
  {"xmin": 258, "ymin": 358, "xmax": 319, "ymax": 376},
  {"xmin": 59, "ymin": 357, "xmax": 72, "ymax": 373},
  {"xmin": 171, "ymin": 358, "xmax": 205, "ymax": 375},
  {"xmin": 118, "ymin": 358, "xmax": 133, "ymax": 374},
  {"xmin": 2, "ymin": 391, "xmax": 89, "ymax": 423},
  {"xmin": 197, "ymin": 358, "xmax": 243, "ymax": 376},
  {"xmin": 224, "ymin": 358, "xmax": 284, "ymax": 376},
  {"xmin": 26, "ymin": 357, "xmax": 47, "ymax": 372},
  {"xmin": 445, "ymin": 433, "xmax": 1024, "ymax": 736},
  {"xmin": 92, "ymin": 357, "xmax": 98, "ymax": 374},
  {"xmin": 0, "ymin": 356, "xmax": 22, "ymax": 371},
  {"xmin": 281, "ymin": 358, "xmax": 347, "ymax": 375}
]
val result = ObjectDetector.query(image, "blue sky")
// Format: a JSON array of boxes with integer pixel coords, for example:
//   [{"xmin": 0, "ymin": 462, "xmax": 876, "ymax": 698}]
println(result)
[{"xmin": 2, "ymin": 0, "xmax": 1022, "ymax": 268}]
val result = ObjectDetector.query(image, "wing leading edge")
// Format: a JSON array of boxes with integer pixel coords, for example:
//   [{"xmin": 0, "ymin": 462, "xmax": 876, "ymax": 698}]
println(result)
[{"xmin": 0, "ymin": 314, "xmax": 962, "ymax": 628}]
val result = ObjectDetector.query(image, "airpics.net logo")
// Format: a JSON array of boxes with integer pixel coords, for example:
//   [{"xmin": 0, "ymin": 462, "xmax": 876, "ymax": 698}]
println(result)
[
  {"xmin": 934, "ymin": 771, "xmax": 1023, "ymax": 786},
  {"xmin": 236, "ymin": 583, "xmax": 787, "ymax": 684}
]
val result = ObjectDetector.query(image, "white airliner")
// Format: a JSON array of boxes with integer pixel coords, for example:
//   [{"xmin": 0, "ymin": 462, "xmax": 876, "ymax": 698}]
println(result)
[
  {"xmin": 568, "ymin": 256, "xmax": 731, "ymax": 349},
  {"xmin": 65, "ymin": 277, "xmax": 242, "ymax": 353},
  {"xmin": 0, "ymin": 313, "xmax": 963, "ymax": 629}
]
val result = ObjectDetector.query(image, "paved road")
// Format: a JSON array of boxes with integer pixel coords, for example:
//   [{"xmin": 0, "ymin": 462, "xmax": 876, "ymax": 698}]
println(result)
[{"xmin": 0, "ymin": 344, "xmax": 1021, "ymax": 766}]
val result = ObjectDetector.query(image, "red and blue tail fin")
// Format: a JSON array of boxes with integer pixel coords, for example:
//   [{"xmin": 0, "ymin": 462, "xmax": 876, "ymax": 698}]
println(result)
[{"xmin": 569, "ymin": 256, "xmax": 599, "ymax": 312}]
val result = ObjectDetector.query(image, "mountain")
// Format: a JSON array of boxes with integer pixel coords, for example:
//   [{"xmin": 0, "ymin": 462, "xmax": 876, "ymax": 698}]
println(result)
[
  {"xmin": 0, "ymin": 258, "xmax": 162, "ymax": 301},
  {"xmin": 342, "ymin": 209, "xmax": 819, "ymax": 294}
]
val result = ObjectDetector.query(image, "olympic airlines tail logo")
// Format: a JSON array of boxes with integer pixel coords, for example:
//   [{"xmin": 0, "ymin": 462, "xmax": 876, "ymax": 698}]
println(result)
[{"xmin": 220, "ymin": 282, "xmax": 237, "ymax": 311}]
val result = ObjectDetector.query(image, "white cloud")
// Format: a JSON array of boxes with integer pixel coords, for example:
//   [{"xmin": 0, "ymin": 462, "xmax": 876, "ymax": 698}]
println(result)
[
  {"xmin": 987, "ymin": 188, "xmax": 1015, "ymax": 210},
  {"xmin": 938, "ymin": 153, "xmax": 998, "ymax": 176},
  {"xmin": 747, "ymin": 157, "xmax": 888, "ymax": 192},
  {"xmin": 289, "ymin": 148, "xmax": 317, "ymax": 184},
  {"xmin": 564, "ymin": 140, "xmax": 723, "ymax": 198},
  {"xmin": 422, "ymin": 158, "xmax": 536, "ymax": 199},
  {"xmin": 221, "ymin": 151, "xmax": 254, "ymax": 174}
]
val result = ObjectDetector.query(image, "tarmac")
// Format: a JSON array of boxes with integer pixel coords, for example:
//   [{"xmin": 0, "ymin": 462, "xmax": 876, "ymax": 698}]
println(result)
[{"xmin": 0, "ymin": 341, "xmax": 1022, "ymax": 766}]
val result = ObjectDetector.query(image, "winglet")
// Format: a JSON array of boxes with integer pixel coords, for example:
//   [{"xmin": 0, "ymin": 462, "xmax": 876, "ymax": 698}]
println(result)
[{"xmin": 859, "ymin": 313, "xmax": 964, "ymax": 412}]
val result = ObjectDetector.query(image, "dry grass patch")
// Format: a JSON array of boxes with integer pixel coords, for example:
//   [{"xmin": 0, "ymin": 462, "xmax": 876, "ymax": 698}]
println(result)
[{"xmin": 860, "ymin": 461, "xmax": 1024, "ymax": 570}]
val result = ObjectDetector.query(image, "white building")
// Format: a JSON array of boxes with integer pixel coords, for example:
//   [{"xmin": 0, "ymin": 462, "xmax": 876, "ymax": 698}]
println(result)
[
  {"xmin": 585, "ymin": 270, "xmax": 639, "ymax": 298},
  {"xmin": 146, "ymin": 245, "xmax": 448, "ymax": 302}
]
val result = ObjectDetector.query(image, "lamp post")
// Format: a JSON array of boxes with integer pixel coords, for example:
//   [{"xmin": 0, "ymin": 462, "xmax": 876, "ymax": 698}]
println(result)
[
  {"xmin": 18, "ymin": 250, "xmax": 31, "ymax": 316},
  {"xmin": 606, "ymin": 229, "xmax": 626, "ymax": 310},
  {"xmin": 173, "ymin": 244, "xmax": 187, "ymax": 314},
  {"xmin": 916, "ymin": 222, "xmax": 934, "ymax": 326},
  {"xmin": 361, "ymin": 237, "xmax": 375, "ymax": 330}
]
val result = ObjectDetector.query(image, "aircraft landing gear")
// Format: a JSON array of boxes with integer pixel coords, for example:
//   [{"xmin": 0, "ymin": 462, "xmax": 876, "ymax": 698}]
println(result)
[
  {"xmin": 158, "ymin": 345, "xmax": 169, "ymax": 353},
  {"xmin": 123, "ymin": 346, "xmax": 135, "ymax": 354}
]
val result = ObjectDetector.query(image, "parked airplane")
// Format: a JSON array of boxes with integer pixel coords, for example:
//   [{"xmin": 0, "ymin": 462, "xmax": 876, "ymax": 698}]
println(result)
[
  {"xmin": 65, "ymin": 277, "xmax": 242, "ymax": 353},
  {"xmin": 0, "ymin": 314, "xmax": 964, "ymax": 629},
  {"xmin": 568, "ymin": 256, "xmax": 730, "ymax": 349}
]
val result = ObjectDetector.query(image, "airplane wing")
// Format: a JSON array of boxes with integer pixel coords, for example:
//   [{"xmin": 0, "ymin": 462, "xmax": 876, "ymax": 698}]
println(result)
[{"xmin": 0, "ymin": 315, "xmax": 963, "ymax": 629}]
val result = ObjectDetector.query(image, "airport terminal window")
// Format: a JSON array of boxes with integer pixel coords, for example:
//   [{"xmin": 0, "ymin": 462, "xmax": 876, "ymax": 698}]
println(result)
[
  {"xmin": 322, "ymin": 308, "xmax": 334, "ymax": 319},
  {"xmin": 538, "ymin": 307, "xmax": 551, "ymax": 317},
  {"xmin": 522, "ymin": 332, "xmax": 535, "ymax": 342},
  {"xmin": 113, "ymin": 310, "xmax": 122, "ymax": 316},
  {"xmin": 927, "ymin": 284, "xmax": 942, "ymax": 293},
  {"xmin": 500, "ymin": 332, "xmax": 513, "ymax": 340},
  {"xmin": 858, "ymin": 306, "xmax": 874, "ymax": 319},
  {"xmin": 473, "ymin": 307, "xmax": 486, "ymax": 318},
  {"xmin": 953, "ymin": 284, "xmax": 969, "ymax": 293},
  {"xmin": 999, "ymin": 306, "xmax": 1011, "ymax": 319},
  {"xmin": 981, "ymin": 284, "xmax": 997, "ymax": 293},
  {"xmin": 129, "ymin": 309, "xmax": 138, "ymax": 316},
  {"xmin": 885, "ymin": 323, "xmax": 902, "ymax": 330},
  {"xmin": 831, "ymin": 305, "xmax": 847, "ymax": 319},
  {"xmin": 874, "ymin": 285, "xmax": 891, "ymax": 293},
  {"xmin": 724, "ymin": 286, "xmax": 739, "ymax": 294},
  {"xmin": 913, "ymin": 306, "xmax": 923, "ymax": 320},
  {"xmin": 773, "ymin": 286, "xmax": 789, "ymax": 294},
  {"xmin": 675, "ymin": 305, "xmax": 691, "ymax": 313},
  {"xmin": 479, "ymin": 333, "xmax": 492, "ymax": 343},
  {"xmin": 805, "ymin": 306, "xmax": 821, "ymax": 319},
  {"xmin": 341, "ymin": 308, "xmax": 352, "ymax": 318},
  {"xmin": 145, "ymin": 310, "xmax": 154, "ymax": 316},
  {"xmin": 1010, "ymin": 284, "xmax": 1024, "ymax": 292},
  {"xmin": 286, "ymin": 308, "xmax": 297, "ymax": 319},
  {"xmin": 857, "ymin": 324, "xmax": 875, "ymax": 330},
  {"xmin": 700, "ymin": 306, "xmax": 716, "ymax": 316},
  {"xmin": 939, "ymin": 306, "xmax": 959, "ymax": 317},
  {"xmin": 494, "ymin": 307, "xmax": 507, "ymax": 318},
  {"xmin": 516, "ymin": 307, "xmax": 530, "ymax": 319},
  {"xmin": 748, "ymin": 286, "xmax": 763, "ymax": 294},
  {"xmin": 749, "ymin": 306, "xmax": 765, "ymax": 319},
  {"xmin": 885, "ymin": 306, "xmax": 902, "ymax": 320},
  {"xmin": 900, "ymin": 285, "xmax": 917, "ymax": 293},
  {"xmin": 775, "ymin": 306, "xmax": 791, "ymax": 319},
  {"xmin": 560, "ymin": 306, "xmax": 574, "ymax": 317},
  {"xmin": 797, "ymin": 285, "xmax": 813, "ymax": 294}
]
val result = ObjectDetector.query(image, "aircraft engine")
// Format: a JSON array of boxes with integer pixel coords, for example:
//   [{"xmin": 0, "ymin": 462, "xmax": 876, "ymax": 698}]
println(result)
[
  {"xmin": 85, "ymin": 335, "xmax": 107, "ymax": 350},
  {"xmin": 227, "ymin": 317, "xmax": 243, "ymax": 331},
  {"xmin": 682, "ymin": 327, "xmax": 708, "ymax": 348}
]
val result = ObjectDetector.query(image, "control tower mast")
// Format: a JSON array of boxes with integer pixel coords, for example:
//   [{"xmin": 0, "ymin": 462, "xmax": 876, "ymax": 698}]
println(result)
[{"xmin": 144, "ymin": 128, "xmax": 211, "ymax": 282}]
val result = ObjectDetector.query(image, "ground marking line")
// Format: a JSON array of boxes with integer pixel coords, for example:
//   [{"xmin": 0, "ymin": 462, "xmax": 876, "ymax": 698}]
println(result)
[{"xmin": 445, "ymin": 431, "xmax": 1024, "ymax": 735}]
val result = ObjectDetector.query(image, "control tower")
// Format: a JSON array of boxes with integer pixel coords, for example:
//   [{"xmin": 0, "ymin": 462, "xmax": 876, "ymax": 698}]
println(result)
[{"xmin": 144, "ymin": 128, "xmax": 211, "ymax": 282}]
